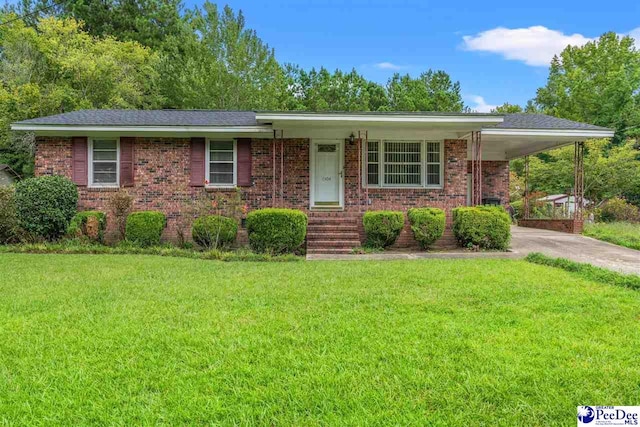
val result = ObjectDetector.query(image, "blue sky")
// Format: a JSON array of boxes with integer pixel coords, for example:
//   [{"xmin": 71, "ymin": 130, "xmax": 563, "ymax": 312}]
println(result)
[{"xmin": 184, "ymin": 0, "xmax": 640, "ymax": 111}]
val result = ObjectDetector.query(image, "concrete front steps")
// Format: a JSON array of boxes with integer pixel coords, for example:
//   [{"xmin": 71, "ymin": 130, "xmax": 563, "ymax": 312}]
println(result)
[{"xmin": 306, "ymin": 212, "xmax": 361, "ymax": 255}]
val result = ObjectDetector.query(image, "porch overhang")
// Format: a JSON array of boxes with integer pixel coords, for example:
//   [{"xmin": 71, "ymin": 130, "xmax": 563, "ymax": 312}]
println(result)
[
  {"xmin": 9, "ymin": 124, "xmax": 274, "ymax": 138},
  {"xmin": 256, "ymin": 111, "xmax": 503, "ymax": 138}
]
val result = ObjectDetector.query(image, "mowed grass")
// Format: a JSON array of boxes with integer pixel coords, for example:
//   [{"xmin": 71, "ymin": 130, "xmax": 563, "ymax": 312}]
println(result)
[
  {"xmin": 584, "ymin": 221, "xmax": 640, "ymax": 250},
  {"xmin": 0, "ymin": 255, "xmax": 639, "ymax": 425}
]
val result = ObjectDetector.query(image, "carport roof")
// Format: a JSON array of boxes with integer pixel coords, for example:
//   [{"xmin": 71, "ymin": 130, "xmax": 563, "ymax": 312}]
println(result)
[{"xmin": 497, "ymin": 113, "xmax": 611, "ymax": 131}]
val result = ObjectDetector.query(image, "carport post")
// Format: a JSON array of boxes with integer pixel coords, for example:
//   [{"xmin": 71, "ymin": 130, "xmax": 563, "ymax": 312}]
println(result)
[
  {"xmin": 523, "ymin": 155, "xmax": 530, "ymax": 219},
  {"xmin": 471, "ymin": 131, "xmax": 482, "ymax": 205},
  {"xmin": 573, "ymin": 141, "xmax": 585, "ymax": 220}
]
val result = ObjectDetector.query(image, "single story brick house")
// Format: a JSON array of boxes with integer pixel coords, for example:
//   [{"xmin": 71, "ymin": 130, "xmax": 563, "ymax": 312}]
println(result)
[{"xmin": 12, "ymin": 110, "xmax": 613, "ymax": 253}]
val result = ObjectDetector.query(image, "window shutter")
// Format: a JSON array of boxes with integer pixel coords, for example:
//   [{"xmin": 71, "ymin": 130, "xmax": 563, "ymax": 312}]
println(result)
[
  {"xmin": 236, "ymin": 138, "xmax": 252, "ymax": 187},
  {"xmin": 120, "ymin": 137, "xmax": 135, "ymax": 187},
  {"xmin": 72, "ymin": 137, "xmax": 88, "ymax": 186},
  {"xmin": 190, "ymin": 137, "xmax": 206, "ymax": 187}
]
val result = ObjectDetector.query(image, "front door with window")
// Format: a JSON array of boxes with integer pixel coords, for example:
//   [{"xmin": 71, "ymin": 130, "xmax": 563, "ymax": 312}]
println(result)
[{"xmin": 312, "ymin": 141, "xmax": 343, "ymax": 207}]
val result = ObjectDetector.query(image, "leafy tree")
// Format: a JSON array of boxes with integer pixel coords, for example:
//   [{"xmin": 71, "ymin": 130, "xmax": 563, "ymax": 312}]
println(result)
[
  {"xmin": 158, "ymin": 3, "xmax": 288, "ymax": 110},
  {"xmin": 535, "ymin": 32, "xmax": 640, "ymax": 142},
  {"xmin": 0, "ymin": 15, "xmax": 161, "ymax": 176},
  {"xmin": 492, "ymin": 103, "xmax": 523, "ymax": 113},
  {"xmin": 5, "ymin": 0, "xmax": 185, "ymax": 49},
  {"xmin": 284, "ymin": 66, "xmax": 383, "ymax": 111},
  {"xmin": 386, "ymin": 70, "xmax": 464, "ymax": 112},
  {"xmin": 526, "ymin": 139, "xmax": 640, "ymax": 203},
  {"xmin": 524, "ymin": 100, "xmax": 540, "ymax": 113}
]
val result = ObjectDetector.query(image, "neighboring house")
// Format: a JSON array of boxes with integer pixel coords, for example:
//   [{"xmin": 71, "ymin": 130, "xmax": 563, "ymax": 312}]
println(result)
[
  {"xmin": 11, "ymin": 110, "xmax": 613, "ymax": 252},
  {"xmin": 538, "ymin": 194, "xmax": 591, "ymax": 215},
  {"xmin": 0, "ymin": 164, "xmax": 20, "ymax": 186}
]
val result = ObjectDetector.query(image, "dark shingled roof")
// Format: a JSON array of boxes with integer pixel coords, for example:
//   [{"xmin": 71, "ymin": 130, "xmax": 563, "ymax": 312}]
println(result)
[
  {"xmin": 498, "ymin": 113, "xmax": 611, "ymax": 131},
  {"xmin": 15, "ymin": 110, "xmax": 259, "ymax": 126},
  {"xmin": 13, "ymin": 109, "xmax": 613, "ymax": 132}
]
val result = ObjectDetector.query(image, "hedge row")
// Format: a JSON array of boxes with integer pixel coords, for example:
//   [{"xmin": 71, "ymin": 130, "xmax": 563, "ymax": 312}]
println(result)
[{"xmin": 362, "ymin": 206, "xmax": 511, "ymax": 251}]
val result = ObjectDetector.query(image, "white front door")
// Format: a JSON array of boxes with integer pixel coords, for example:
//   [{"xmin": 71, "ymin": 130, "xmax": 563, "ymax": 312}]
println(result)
[{"xmin": 312, "ymin": 141, "xmax": 343, "ymax": 206}]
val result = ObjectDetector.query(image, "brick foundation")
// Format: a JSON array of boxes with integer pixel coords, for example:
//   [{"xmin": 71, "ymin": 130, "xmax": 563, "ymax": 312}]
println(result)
[
  {"xmin": 518, "ymin": 219, "xmax": 584, "ymax": 234},
  {"xmin": 35, "ymin": 136, "xmax": 504, "ymax": 248}
]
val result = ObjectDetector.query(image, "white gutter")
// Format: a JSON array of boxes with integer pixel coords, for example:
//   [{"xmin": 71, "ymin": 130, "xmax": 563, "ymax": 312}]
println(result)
[
  {"xmin": 482, "ymin": 128, "xmax": 614, "ymax": 138},
  {"xmin": 257, "ymin": 113, "xmax": 504, "ymax": 124},
  {"xmin": 10, "ymin": 124, "xmax": 274, "ymax": 133}
]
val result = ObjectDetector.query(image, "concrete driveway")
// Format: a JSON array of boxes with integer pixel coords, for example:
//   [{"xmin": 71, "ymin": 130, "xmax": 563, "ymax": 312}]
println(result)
[{"xmin": 510, "ymin": 226, "xmax": 640, "ymax": 275}]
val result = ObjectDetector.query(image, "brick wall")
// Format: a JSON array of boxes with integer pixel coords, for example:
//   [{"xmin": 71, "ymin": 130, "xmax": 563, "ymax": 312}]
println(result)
[
  {"xmin": 36, "ymin": 136, "xmax": 311, "ymax": 242},
  {"xmin": 467, "ymin": 160, "xmax": 509, "ymax": 205},
  {"xmin": 35, "ymin": 136, "xmax": 499, "ymax": 247},
  {"xmin": 518, "ymin": 219, "xmax": 584, "ymax": 234}
]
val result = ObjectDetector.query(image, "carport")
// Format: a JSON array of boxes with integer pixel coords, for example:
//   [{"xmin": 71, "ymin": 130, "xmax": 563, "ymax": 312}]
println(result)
[{"xmin": 476, "ymin": 114, "xmax": 614, "ymax": 233}]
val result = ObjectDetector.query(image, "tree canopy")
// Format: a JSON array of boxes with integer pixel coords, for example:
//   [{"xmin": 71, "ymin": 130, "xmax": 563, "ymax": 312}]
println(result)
[
  {"xmin": 535, "ymin": 32, "xmax": 640, "ymax": 143},
  {"xmin": 0, "ymin": 14, "xmax": 160, "ymax": 175}
]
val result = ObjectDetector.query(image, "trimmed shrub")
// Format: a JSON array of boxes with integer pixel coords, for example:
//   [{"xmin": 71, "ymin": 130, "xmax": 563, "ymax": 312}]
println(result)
[
  {"xmin": 0, "ymin": 186, "xmax": 20, "ymax": 244},
  {"xmin": 597, "ymin": 197, "xmax": 639, "ymax": 223},
  {"xmin": 67, "ymin": 211, "xmax": 107, "ymax": 242},
  {"xmin": 126, "ymin": 211, "xmax": 166, "ymax": 247},
  {"xmin": 407, "ymin": 207, "xmax": 445, "ymax": 249},
  {"xmin": 452, "ymin": 206, "xmax": 511, "ymax": 250},
  {"xmin": 246, "ymin": 208, "xmax": 307, "ymax": 254},
  {"xmin": 362, "ymin": 210, "xmax": 404, "ymax": 248},
  {"xmin": 192, "ymin": 215, "xmax": 238, "ymax": 249},
  {"xmin": 14, "ymin": 175, "xmax": 78, "ymax": 240}
]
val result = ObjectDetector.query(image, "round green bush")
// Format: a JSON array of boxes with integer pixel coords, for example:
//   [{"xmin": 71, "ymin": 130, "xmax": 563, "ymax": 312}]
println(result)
[
  {"xmin": 362, "ymin": 210, "xmax": 404, "ymax": 248},
  {"xmin": 126, "ymin": 211, "xmax": 166, "ymax": 247},
  {"xmin": 407, "ymin": 207, "xmax": 445, "ymax": 249},
  {"xmin": 67, "ymin": 211, "xmax": 107, "ymax": 242},
  {"xmin": 452, "ymin": 206, "xmax": 511, "ymax": 250},
  {"xmin": 246, "ymin": 208, "xmax": 307, "ymax": 254},
  {"xmin": 15, "ymin": 175, "xmax": 78, "ymax": 240},
  {"xmin": 192, "ymin": 215, "xmax": 238, "ymax": 249}
]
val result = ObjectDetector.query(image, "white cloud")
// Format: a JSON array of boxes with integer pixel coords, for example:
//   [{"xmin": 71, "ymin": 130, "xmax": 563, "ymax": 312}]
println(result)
[
  {"xmin": 462, "ymin": 26, "xmax": 593, "ymax": 66},
  {"xmin": 462, "ymin": 25, "xmax": 640, "ymax": 67},
  {"xmin": 628, "ymin": 27, "xmax": 640, "ymax": 45},
  {"xmin": 467, "ymin": 95, "xmax": 497, "ymax": 113},
  {"xmin": 374, "ymin": 62, "xmax": 405, "ymax": 70}
]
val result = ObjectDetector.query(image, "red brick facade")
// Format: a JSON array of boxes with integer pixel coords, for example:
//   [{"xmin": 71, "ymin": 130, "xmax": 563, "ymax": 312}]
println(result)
[
  {"xmin": 518, "ymin": 219, "xmax": 584, "ymax": 234},
  {"xmin": 467, "ymin": 160, "xmax": 510, "ymax": 205},
  {"xmin": 35, "ymin": 136, "xmax": 509, "ymax": 246}
]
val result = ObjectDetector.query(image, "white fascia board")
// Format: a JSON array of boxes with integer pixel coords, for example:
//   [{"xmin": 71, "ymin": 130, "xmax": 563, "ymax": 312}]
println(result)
[
  {"xmin": 482, "ymin": 128, "xmax": 614, "ymax": 138},
  {"xmin": 256, "ymin": 113, "xmax": 504, "ymax": 124},
  {"xmin": 10, "ymin": 124, "xmax": 274, "ymax": 134}
]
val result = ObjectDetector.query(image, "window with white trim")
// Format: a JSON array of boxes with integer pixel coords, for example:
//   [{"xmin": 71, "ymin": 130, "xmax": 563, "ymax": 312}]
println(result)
[
  {"xmin": 426, "ymin": 141, "xmax": 442, "ymax": 186},
  {"xmin": 367, "ymin": 140, "xmax": 379, "ymax": 185},
  {"xmin": 206, "ymin": 140, "xmax": 236, "ymax": 186},
  {"xmin": 384, "ymin": 141, "xmax": 422, "ymax": 186},
  {"xmin": 89, "ymin": 139, "xmax": 119, "ymax": 186},
  {"xmin": 364, "ymin": 140, "xmax": 443, "ymax": 188}
]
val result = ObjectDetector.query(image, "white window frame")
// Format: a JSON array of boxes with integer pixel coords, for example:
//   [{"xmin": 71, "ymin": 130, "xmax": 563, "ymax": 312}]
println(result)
[
  {"xmin": 206, "ymin": 139, "xmax": 237, "ymax": 188},
  {"xmin": 88, "ymin": 137, "xmax": 120, "ymax": 188},
  {"xmin": 362, "ymin": 139, "xmax": 444, "ymax": 189}
]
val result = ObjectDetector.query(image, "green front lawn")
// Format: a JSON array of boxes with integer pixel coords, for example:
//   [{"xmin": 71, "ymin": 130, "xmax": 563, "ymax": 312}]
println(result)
[
  {"xmin": 0, "ymin": 255, "xmax": 638, "ymax": 425},
  {"xmin": 583, "ymin": 221, "xmax": 640, "ymax": 250}
]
